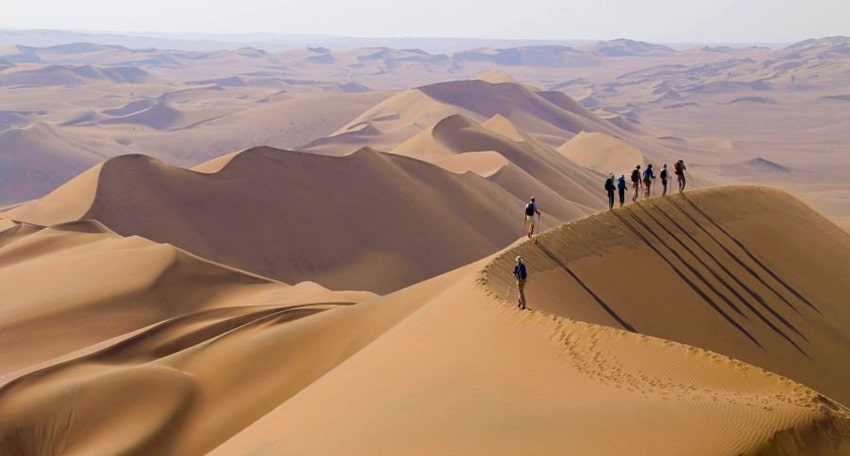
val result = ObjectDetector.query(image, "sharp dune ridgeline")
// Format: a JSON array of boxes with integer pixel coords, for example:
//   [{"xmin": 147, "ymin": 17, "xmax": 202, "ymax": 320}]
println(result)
[{"xmin": 485, "ymin": 186, "xmax": 850, "ymax": 406}]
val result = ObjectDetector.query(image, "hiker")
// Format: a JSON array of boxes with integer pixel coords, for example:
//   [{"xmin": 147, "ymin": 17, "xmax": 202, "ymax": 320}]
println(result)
[
  {"xmin": 630, "ymin": 165, "xmax": 642, "ymax": 202},
  {"xmin": 604, "ymin": 173, "xmax": 616, "ymax": 210},
  {"xmin": 674, "ymin": 159, "xmax": 687, "ymax": 192},
  {"xmin": 513, "ymin": 256, "xmax": 528, "ymax": 310},
  {"xmin": 642, "ymin": 164, "xmax": 655, "ymax": 198},
  {"xmin": 660, "ymin": 164, "xmax": 669, "ymax": 196},
  {"xmin": 617, "ymin": 174, "xmax": 627, "ymax": 207},
  {"xmin": 524, "ymin": 196, "xmax": 542, "ymax": 239}
]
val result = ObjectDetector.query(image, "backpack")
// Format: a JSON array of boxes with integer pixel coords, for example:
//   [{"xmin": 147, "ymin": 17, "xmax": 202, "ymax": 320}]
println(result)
[
  {"xmin": 524, "ymin": 202, "xmax": 536, "ymax": 216},
  {"xmin": 604, "ymin": 177, "xmax": 615, "ymax": 191},
  {"xmin": 643, "ymin": 169, "xmax": 651, "ymax": 182},
  {"xmin": 660, "ymin": 168, "xmax": 667, "ymax": 180},
  {"xmin": 514, "ymin": 263, "xmax": 527, "ymax": 280},
  {"xmin": 631, "ymin": 169, "xmax": 640, "ymax": 182},
  {"xmin": 674, "ymin": 161, "xmax": 683, "ymax": 174}
]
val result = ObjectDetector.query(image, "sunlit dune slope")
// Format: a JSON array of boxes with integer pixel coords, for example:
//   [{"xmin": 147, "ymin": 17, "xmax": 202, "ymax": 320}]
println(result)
[
  {"xmin": 484, "ymin": 186, "xmax": 850, "ymax": 406},
  {"xmin": 0, "ymin": 219, "xmax": 373, "ymax": 376},
  {"xmin": 558, "ymin": 130, "xmax": 647, "ymax": 174},
  {"xmin": 210, "ymin": 244, "xmax": 850, "ymax": 455}
]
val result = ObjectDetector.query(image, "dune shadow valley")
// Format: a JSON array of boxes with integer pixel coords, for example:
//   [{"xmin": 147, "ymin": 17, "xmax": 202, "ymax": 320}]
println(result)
[{"xmin": 1, "ymin": 30, "xmax": 850, "ymax": 455}]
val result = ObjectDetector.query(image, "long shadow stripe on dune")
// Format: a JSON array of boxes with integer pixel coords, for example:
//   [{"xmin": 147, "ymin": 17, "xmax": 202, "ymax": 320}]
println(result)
[
  {"xmin": 668, "ymin": 197, "xmax": 802, "ymax": 313},
  {"xmin": 624, "ymin": 207, "xmax": 748, "ymax": 319},
  {"xmin": 637, "ymin": 204, "xmax": 809, "ymax": 353},
  {"xmin": 635, "ymin": 204, "xmax": 755, "ymax": 321},
  {"xmin": 675, "ymin": 195, "xmax": 819, "ymax": 314},
  {"xmin": 535, "ymin": 241, "xmax": 636, "ymax": 332},
  {"xmin": 652, "ymin": 203, "xmax": 809, "ymax": 342},
  {"xmin": 612, "ymin": 210, "xmax": 763, "ymax": 349}
]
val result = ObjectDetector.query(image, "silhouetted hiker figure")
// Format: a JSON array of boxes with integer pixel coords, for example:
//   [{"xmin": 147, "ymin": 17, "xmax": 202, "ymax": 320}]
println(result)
[
  {"xmin": 660, "ymin": 164, "xmax": 669, "ymax": 196},
  {"xmin": 524, "ymin": 196, "xmax": 542, "ymax": 239},
  {"xmin": 604, "ymin": 173, "xmax": 616, "ymax": 210},
  {"xmin": 675, "ymin": 159, "xmax": 687, "ymax": 192},
  {"xmin": 513, "ymin": 256, "xmax": 528, "ymax": 310},
  {"xmin": 630, "ymin": 165, "xmax": 642, "ymax": 202},
  {"xmin": 642, "ymin": 164, "xmax": 655, "ymax": 198},
  {"xmin": 617, "ymin": 174, "xmax": 627, "ymax": 207}
]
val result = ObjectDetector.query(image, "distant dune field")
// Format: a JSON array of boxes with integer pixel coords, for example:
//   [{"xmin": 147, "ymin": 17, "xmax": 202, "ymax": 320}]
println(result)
[{"xmin": 1, "ymin": 33, "xmax": 849, "ymax": 455}]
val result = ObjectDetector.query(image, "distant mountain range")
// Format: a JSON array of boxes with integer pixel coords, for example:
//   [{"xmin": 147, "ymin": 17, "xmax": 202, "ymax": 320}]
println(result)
[{"xmin": 0, "ymin": 28, "xmax": 807, "ymax": 53}]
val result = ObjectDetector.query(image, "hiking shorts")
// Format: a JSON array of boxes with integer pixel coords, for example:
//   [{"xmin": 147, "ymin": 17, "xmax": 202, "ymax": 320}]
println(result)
[{"xmin": 526, "ymin": 215, "xmax": 536, "ymax": 224}]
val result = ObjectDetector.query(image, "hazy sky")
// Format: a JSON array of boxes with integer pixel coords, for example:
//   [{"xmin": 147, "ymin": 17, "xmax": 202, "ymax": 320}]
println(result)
[{"xmin": 4, "ymin": 0, "xmax": 849, "ymax": 43}]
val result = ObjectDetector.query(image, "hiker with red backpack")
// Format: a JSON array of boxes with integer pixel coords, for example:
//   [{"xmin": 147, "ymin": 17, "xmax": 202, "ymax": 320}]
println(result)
[
  {"xmin": 674, "ymin": 159, "xmax": 687, "ymax": 192},
  {"xmin": 523, "ymin": 197, "xmax": 541, "ymax": 239}
]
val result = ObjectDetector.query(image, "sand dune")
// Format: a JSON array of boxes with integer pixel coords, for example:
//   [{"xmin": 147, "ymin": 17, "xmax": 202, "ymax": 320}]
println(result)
[
  {"xmin": 0, "ymin": 218, "xmax": 377, "ymax": 377},
  {"xmin": 1, "ymin": 185, "xmax": 849, "ymax": 454},
  {"xmin": 558, "ymin": 130, "xmax": 647, "ymax": 175},
  {"xmin": 306, "ymin": 79, "xmax": 631, "ymax": 157},
  {"xmin": 3, "ymin": 187, "xmax": 849, "ymax": 454},
  {"xmin": 485, "ymin": 186, "xmax": 850, "ymax": 406},
  {"xmin": 0, "ymin": 122, "xmax": 120, "ymax": 205},
  {"xmin": 4, "ymin": 148, "xmax": 525, "ymax": 293},
  {"xmin": 393, "ymin": 113, "xmax": 604, "ymax": 212}
]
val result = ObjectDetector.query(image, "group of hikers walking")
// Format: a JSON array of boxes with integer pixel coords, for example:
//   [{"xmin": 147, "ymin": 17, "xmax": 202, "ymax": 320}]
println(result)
[
  {"xmin": 604, "ymin": 159, "xmax": 687, "ymax": 210},
  {"xmin": 513, "ymin": 159, "xmax": 689, "ymax": 310}
]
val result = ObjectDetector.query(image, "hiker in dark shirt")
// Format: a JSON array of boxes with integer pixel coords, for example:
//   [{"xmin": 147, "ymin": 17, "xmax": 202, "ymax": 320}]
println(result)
[
  {"xmin": 604, "ymin": 173, "xmax": 616, "ymax": 210},
  {"xmin": 630, "ymin": 165, "xmax": 642, "ymax": 202}
]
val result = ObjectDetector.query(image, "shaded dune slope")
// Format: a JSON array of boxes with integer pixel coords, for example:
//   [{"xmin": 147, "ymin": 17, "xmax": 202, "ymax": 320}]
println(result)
[
  {"xmin": 484, "ymin": 186, "xmax": 850, "ymax": 406},
  {"xmin": 6, "ymin": 147, "xmax": 524, "ymax": 293}
]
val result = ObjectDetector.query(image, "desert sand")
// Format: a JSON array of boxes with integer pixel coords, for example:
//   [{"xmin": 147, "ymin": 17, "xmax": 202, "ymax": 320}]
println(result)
[
  {"xmin": 2, "ymin": 188, "xmax": 850, "ymax": 455},
  {"xmin": 1, "ymin": 33, "xmax": 850, "ymax": 455}
]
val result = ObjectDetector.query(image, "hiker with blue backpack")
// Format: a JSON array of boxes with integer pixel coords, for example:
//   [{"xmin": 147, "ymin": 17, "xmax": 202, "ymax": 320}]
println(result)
[
  {"xmin": 642, "ymin": 164, "xmax": 655, "ymax": 199},
  {"xmin": 513, "ymin": 256, "xmax": 528, "ymax": 310},
  {"xmin": 523, "ymin": 197, "xmax": 541, "ymax": 239},
  {"xmin": 604, "ymin": 173, "xmax": 616, "ymax": 210}
]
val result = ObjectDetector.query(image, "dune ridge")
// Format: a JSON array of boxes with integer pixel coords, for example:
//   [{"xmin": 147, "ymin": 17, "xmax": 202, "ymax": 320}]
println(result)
[
  {"xmin": 484, "ymin": 186, "xmax": 850, "ymax": 406},
  {"xmin": 1, "ymin": 186, "xmax": 849, "ymax": 454}
]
